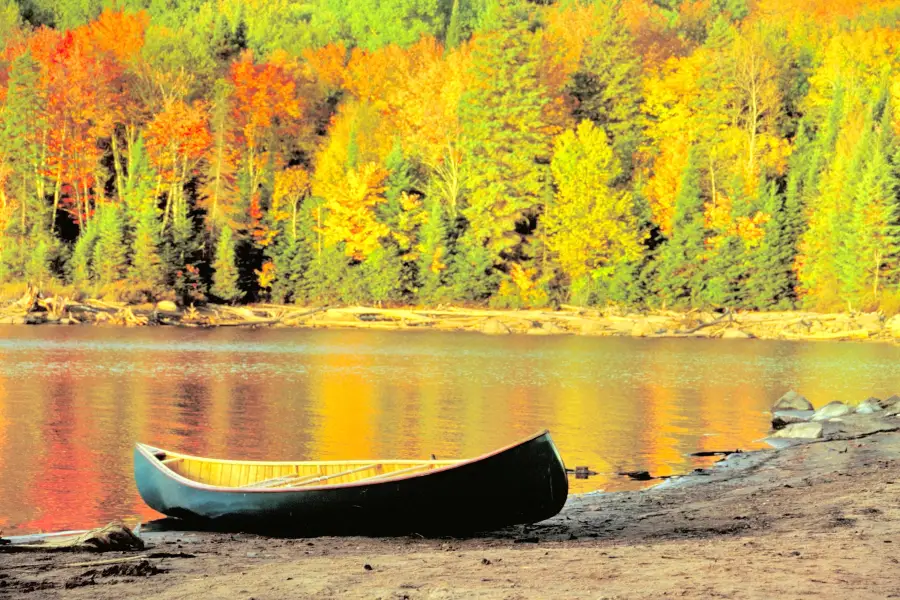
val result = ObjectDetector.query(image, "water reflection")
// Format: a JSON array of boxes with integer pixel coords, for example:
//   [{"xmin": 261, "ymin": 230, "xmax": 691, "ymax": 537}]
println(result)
[{"xmin": 1, "ymin": 327, "xmax": 900, "ymax": 535}]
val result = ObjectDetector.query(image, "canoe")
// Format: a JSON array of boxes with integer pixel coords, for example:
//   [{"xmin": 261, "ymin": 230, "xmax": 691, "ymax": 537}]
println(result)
[{"xmin": 134, "ymin": 430, "xmax": 568, "ymax": 535}]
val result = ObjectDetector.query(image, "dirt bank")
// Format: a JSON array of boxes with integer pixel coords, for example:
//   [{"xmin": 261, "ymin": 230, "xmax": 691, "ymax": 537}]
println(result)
[
  {"xmin": 1, "ymin": 287, "xmax": 899, "ymax": 343},
  {"xmin": 3, "ymin": 413, "xmax": 900, "ymax": 599}
]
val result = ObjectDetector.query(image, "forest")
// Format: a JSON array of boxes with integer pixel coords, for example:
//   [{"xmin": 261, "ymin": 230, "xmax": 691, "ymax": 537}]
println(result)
[{"xmin": 0, "ymin": 0, "xmax": 898, "ymax": 311}]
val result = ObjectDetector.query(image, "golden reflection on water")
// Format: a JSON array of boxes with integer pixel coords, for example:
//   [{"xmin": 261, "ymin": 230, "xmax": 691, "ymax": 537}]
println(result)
[{"xmin": 2, "ymin": 327, "xmax": 900, "ymax": 535}]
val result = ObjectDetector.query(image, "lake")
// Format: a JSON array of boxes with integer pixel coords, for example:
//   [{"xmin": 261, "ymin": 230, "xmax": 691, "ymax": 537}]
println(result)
[{"xmin": 1, "ymin": 326, "xmax": 899, "ymax": 535}]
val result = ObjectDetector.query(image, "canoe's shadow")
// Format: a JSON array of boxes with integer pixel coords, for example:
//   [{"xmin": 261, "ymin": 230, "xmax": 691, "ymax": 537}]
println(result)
[{"xmin": 141, "ymin": 516, "xmax": 557, "ymax": 541}]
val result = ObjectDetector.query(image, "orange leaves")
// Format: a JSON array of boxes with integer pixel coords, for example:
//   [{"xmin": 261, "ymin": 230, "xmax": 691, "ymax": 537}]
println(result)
[
  {"xmin": 302, "ymin": 42, "xmax": 348, "ymax": 92},
  {"xmin": 229, "ymin": 50, "xmax": 303, "ymax": 154},
  {"xmin": 145, "ymin": 100, "xmax": 212, "ymax": 184},
  {"xmin": 84, "ymin": 10, "xmax": 148, "ymax": 65}
]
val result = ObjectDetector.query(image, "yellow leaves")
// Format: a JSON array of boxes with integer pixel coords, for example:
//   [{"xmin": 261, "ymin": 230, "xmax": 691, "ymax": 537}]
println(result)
[
  {"xmin": 255, "ymin": 261, "xmax": 276, "ymax": 290},
  {"xmin": 272, "ymin": 166, "xmax": 309, "ymax": 221},
  {"xmin": 704, "ymin": 195, "xmax": 770, "ymax": 251},
  {"xmin": 319, "ymin": 162, "xmax": 390, "ymax": 261},
  {"xmin": 429, "ymin": 246, "xmax": 447, "ymax": 275},
  {"xmin": 548, "ymin": 121, "xmax": 644, "ymax": 281},
  {"xmin": 392, "ymin": 192, "xmax": 426, "ymax": 258},
  {"xmin": 806, "ymin": 27, "xmax": 900, "ymax": 117},
  {"xmin": 500, "ymin": 264, "xmax": 548, "ymax": 308}
]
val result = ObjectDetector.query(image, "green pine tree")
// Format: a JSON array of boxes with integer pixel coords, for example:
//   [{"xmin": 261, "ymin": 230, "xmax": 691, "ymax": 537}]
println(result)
[
  {"xmin": 69, "ymin": 220, "xmax": 98, "ymax": 287},
  {"xmin": 129, "ymin": 201, "xmax": 165, "ymax": 290},
  {"xmin": 92, "ymin": 203, "xmax": 128, "ymax": 287},
  {"xmin": 446, "ymin": 0, "xmax": 463, "ymax": 48},
  {"xmin": 655, "ymin": 146, "xmax": 709, "ymax": 308},
  {"xmin": 459, "ymin": 0, "xmax": 551, "ymax": 271},
  {"xmin": 450, "ymin": 234, "xmax": 498, "ymax": 302},
  {"xmin": 417, "ymin": 195, "xmax": 451, "ymax": 304},
  {"xmin": 566, "ymin": 0, "xmax": 644, "ymax": 177},
  {"xmin": 745, "ymin": 178, "xmax": 798, "ymax": 309},
  {"xmin": 211, "ymin": 225, "xmax": 242, "ymax": 303}
]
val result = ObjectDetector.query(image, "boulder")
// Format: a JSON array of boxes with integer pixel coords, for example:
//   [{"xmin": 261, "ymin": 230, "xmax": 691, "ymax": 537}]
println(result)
[
  {"xmin": 156, "ymin": 300, "xmax": 178, "ymax": 312},
  {"xmin": 578, "ymin": 319, "xmax": 609, "ymax": 336},
  {"xmin": 772, "ymin": 390, "xmax": 814, "ymax": 412},
  {"xmin": 855, "ymin": 313, "xmax": 883, "ymax": 333},
  {"xmin": 886, "ymin": 315, "xmax": 900, "ymax": 338},
  {"xmin": 855, "ymin": 397, "xmax": 884, "ymax": 415},
  {"xmin": 883, "ymin": 394, "xmax": 900, "ymax": 408},
  {"xmin": 771, "ymin": 409, "xmax": 814, "ymax": 430},
  {"xmin": 811, "ymin": 400, "xmax": 852, "ymax": 422},
  {"xmin": 721, "ymin": 328, "xmax": 754, "ymax": 339},
  {"xmin": 543, "ymin": 322, "xmax": 567, "ymax": 335},
  {"xmin": 768, "ymin": 421, "xmax": 824, "ymax": 440},
  {"xmin": 0, "ymin": 315, "xmax": 27, "ymax": 325},
  {"xmin": 481, "ymin": 319, "xmax": 511, "ymax": 335},
  {"xmin": 631, "ymin": 321, "xmax": 657, "ymax": 337}
]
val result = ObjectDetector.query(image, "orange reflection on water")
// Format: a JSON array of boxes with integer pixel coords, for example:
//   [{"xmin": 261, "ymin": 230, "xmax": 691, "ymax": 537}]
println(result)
[{"xmin": 2, "ymin": 329, "xmax": 900, "ymax": 535}]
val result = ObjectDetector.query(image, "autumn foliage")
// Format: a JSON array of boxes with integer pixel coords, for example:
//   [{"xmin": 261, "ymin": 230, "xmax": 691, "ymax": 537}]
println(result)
[{"xmin": 0, "ymin": 0, "xmax": 899, "ymax": 311}]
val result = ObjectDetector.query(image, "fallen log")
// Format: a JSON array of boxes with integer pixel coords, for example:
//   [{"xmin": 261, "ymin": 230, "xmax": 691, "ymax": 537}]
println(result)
[
  {"xmin": 0, "ymin": 522, "xmax": 143, "ymax": 553},
  {"xmin": 675, "ymin": 310, "xmax": 733, "ymax": 335}
]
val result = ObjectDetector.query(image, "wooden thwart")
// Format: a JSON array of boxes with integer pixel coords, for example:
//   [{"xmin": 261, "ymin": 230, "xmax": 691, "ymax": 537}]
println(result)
[
  {"xmin": 243, "ymin": 464, "xmax": 384, "ymax": 489},
  {"xmin": 356, "ymin": 463, "xmax": 436, "ymax": 483}
]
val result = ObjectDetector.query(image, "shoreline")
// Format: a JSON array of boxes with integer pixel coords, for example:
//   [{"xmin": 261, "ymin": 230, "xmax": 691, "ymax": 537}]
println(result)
[
  {"xmin": 1, "ymin": 292, "xmax": 899, "ymax": 343},
  {"xmin": 2, "ymin": 411, "xmax": 899, "ymax": 597}
]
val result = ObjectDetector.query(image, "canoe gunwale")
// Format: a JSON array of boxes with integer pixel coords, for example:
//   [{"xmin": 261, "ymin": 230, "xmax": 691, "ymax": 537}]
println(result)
[{"xmin": 135, "ymin": 429, "xmax": 554, "ymax": 495}]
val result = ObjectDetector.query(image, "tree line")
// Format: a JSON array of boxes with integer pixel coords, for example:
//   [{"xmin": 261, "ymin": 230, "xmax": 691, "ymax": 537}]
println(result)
[{"xmin": 0, "ymin": 0, "xmax": 899, "ymax": 311}]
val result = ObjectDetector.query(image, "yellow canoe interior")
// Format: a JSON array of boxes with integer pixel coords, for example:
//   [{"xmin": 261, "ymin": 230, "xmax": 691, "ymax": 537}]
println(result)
[{"xmin": 152, "ymin": 447, "xmax": 462, "ymax": 490}]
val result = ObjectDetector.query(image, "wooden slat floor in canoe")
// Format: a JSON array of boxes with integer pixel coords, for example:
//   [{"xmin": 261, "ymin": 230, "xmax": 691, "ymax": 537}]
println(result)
[{"xmin": 155, "ymin": 451, "xmax": 461, "ymax": 489}]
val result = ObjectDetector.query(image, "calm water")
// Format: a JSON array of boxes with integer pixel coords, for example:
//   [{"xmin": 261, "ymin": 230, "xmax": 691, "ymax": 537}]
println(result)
[{"xmin": 1, "ymin": 326, "xmax": 900, "ymax": 535}]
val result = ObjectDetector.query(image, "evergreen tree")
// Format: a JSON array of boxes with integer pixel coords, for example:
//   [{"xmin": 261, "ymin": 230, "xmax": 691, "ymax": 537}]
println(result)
[
  {"xmin": 417, "ymin": 195, "xmax": 451, "ymax": 304},
  {"xmin": 450, "ymin": 234, "xmax": 497, "ymax": 302},
  {"xmin": 306, "ymin": 243, "xmax": 350, "ymax": 303},
  {"xmin": 2, "ymin": 50, "xmax": 44, "ymax": 232},
  {"xmin": 566, "ymin": 1, "xmax": 644, "ymax": 177},
  {"xmin": 69, "ymin": 221, "xmax": 99, "ymax": 287},
  {"xmin": 92, "ymin": 203, "xmax": 128, "ymax": 287},
  {"xmin": 745, "ymin": 178, "xmax": 797, "ymax": 309},
  {"xmin": 446, "ymin": 0, "xmax": 463, "ymax": 48},
  {"xmin": 211, "ymin": 225, "xmax": 242, "ymax": 303},
  {"xmin": 459, "ymin": 0, "xmax": 551, "ymax": 271},
  {"xmin": 655, "ymin": 147, "xmax": 709, "ymax": 308},
  {"xmin": 129, "ymin": 201, "xmax": 165, "ymax": 290},
  {"xmin": 837, "ymin": 109, "xmax": 900, "ymax": 306},
  {"xmin": 361, "ymin": 245, "xmax": 405, "ymax": 304}
]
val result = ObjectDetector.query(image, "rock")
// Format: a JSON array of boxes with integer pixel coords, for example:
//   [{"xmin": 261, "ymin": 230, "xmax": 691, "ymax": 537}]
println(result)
[
  {"xmin": 883, "ymin": 394, "xmax": 900, "ymax": 408},
  {"xmin": 0, "ymin": 315, "xmax": 27, "ymax": 325},
  {"xmin": 578, "ymin": 319, "xmax": 609, "ymax": 336},
  {"xmin": 855, "ymin": 397, "xmax": 884, "ymax": 415},
  {"xmin": 772, "ymin": 390, "xmax": 814, "ymax": 412},
  {"xmin": 721, "ymin": 328, "xmax": 754, "ymax": 339},
  {"xmin": 768, "ymin": 421, "xmax": 824, "ymax": 440},
  {"xmin": 481, "ymin": 319, "xmax": 511, "ymax": 335},
  {"xmin": 631, "ymin": 321, "xmax": 657, "ymax": 337},
  {"xmin": 156, "ymin": 300, "xmax": 178, "ymax": 312},
  {"xmin": 771, "ymin": 409, "xmax": 814, "ymax": 430},
  {"xmin": 811, "ymin": 400, "xmax": 852, "ymax": 421},
  {"xmin": 886, "ymin": 315, "xmax": 900, "ymax": 337},
  {"xmin": 855, "ymin": 313, "xmax": 883, "ymax": 333},
  {"xmin": 542, "ymin": 322, "xmax": 567, "ymax": 335}
]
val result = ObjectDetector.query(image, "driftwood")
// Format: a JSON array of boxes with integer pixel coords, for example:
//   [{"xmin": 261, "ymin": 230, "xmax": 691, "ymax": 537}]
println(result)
[
  {"xmin": 0, "ymin": 522, "xmax": 143, "ymax": 553},
  {"xmin": 674, "ymin": 310, "xmax": 733, "ymax": 335}
]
